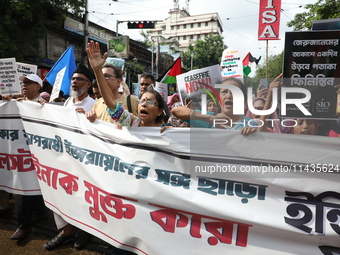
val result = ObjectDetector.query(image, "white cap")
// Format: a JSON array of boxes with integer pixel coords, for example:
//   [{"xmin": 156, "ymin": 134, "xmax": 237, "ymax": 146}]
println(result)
[{"xmin": 19, "ymin": 74, "xmax": 43, "ymax": 86}]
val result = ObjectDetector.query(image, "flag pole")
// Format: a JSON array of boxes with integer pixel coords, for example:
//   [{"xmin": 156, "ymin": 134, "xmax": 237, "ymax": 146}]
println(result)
[{"xmin": 266, "ymin": 40, "xmax": 268, "ymax": 79}]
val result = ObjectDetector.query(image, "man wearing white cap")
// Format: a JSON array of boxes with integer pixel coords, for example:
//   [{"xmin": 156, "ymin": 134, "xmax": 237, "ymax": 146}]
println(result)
[
  {"xmin": 18, "ymin": 74, "xmax": 44, "ymax": 102},
  {"xmin": 9, "ymin": 73, "xmax": 47, "ymax": 241}
]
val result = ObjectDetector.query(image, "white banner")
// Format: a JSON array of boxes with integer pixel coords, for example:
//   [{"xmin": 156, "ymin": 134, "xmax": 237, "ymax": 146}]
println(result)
[
  {"xmin": 0, "ymin": 100, "xmax": 40, "ymax": 195},
  {"xmin": 1, "ymin": 100, "xmax": 340, "ymax": 255}
]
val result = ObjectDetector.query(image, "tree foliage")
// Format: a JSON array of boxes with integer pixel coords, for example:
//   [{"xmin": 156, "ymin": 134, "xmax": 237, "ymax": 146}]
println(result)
[
  {"xmin": 181, "ymin": 34, "xmax": 227, "ymax": 70},
  {"xmin": 0, "ymin": 0, "xmax": 85, "ymax": 60},
  {"xmin": 287, "ymin": 0, "xmax": 340, "ymax": 31}
]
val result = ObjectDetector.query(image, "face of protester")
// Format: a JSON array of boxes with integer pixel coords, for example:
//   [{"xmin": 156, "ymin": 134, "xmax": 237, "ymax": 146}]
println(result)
[
  {"xmin": 92, "ymin": 87, "xmax": 101, "ymax": 99},
  {"xmin": 138, "ymin": 92, "xmax": 162, "ymax": 126},
  {"xmin": 139, "ymin": 77, "xmax": 154, "ymax": 97},
  {"xmin": 70, "ymin": 73, "xmax": 91, "ymax": 98},
  {"xmin": 102, "ymin": 67, "xmax": 121, "ymax": 96},
  {"xmin": 220, "ymin": 79, "xmax": 242, "ymax": 117},
  {"xmin": 293, "ymin": 119, "xmax": 316, "ymax": 135},
  {"xmin": 207, "ymin": 101, "xmax": 219, "ymax": 115},
  {"xmin": 252, "ymin": 99, "xmax": 265, "ymax": 119},
  {"xmin": 172, "ymin": 96, "xmax": 179, "ymax": 104},
  {"xmin": 21, "ymin": 78, "xmax": 41, "ymax": 100}
]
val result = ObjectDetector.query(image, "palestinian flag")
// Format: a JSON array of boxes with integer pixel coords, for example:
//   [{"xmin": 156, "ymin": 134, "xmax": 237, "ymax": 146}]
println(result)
[
  {"xmin": 243, "ymin": 52, "xmax": 261, "ymax": 77},
  {"xmin": 157, "ymin": 57, "xmax": 182, "ymax": 84}
]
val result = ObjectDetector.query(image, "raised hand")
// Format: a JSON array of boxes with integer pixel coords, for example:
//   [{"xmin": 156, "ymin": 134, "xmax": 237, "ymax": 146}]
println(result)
[{"xmin": 86, "ymin": 41, "xmax": 108, "ymax": 71}]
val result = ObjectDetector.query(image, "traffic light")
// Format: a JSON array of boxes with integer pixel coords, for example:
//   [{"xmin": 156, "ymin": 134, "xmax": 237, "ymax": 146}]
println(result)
[{"xmin": 127, "ymin": 21, "xmax": 155, "ymax": 29}]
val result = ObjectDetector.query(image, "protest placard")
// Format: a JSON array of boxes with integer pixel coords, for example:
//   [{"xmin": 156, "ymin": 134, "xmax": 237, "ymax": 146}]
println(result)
[
  {"xmin": 16, "ymin": 62, "xmax": 37, "ymax": 78},
  {"xmin": 0, "ymin": 58, "xmax": 21, "ymax": 95},
  {"xmin": 177, "ymin": 65, "xmax": 222, "ymax": 108},
  {"xmin": 283, "ymin": 31, "xmax": 340, "ymax": 119},
  {"xmin": 106, "ymin": 57, "xmax": 125, "ymax": 70},
  {"xmin": 220, "ymin": 49, "xmax": 243, "ymax": 80}
]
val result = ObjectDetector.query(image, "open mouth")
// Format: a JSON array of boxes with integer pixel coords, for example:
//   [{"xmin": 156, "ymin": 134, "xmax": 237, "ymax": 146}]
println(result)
[
  {"xmin": 139, "ymin": 108, "xmax": 148, "ymax": 116},
  {"xmin": 224, "ymin": 101, "xmax": 233, "ymax": 107}
]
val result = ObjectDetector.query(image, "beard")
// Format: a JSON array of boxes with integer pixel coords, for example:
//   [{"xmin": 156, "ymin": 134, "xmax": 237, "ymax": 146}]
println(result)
[{"xmin": 70, "ymin": 85, "xmax": 88, "ymax": 98}]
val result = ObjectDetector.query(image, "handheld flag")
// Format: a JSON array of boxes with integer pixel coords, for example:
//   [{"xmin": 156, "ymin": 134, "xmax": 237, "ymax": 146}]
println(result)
[
  {"xmin": 45, "ymin": 45, "xmax": 76, "ymax": 100},
  {"xmin": 157, "ymin": 57, "xmax": 182, "ymax": 84},
  {"xmin": 243, "ymin": 52, "xmax": 261, "ymax": 77}
]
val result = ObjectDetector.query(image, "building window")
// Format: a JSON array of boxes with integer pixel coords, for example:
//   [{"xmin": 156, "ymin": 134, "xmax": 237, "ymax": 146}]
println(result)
[
  {"xmin": 204, "ymin": 34, "xmax": 208, "ymax": 38},
  {"xmin": 171, "ymin": 26, "xmax": 174, "ymax": 30},
  {"xmin": 197, "ymin": 34, "xmax": 201, "ymax": 40},
  {"xmin": 198, "ymin": 23, "xmax": 201, "ymax": 27},
  {"xmin": 183, "ymin": 35, "xmax": 186, "ymax": 40},
  {"xmin": 177, "ymin": 25, "xmax": 180, "ymax": 29},
  {"xmin": 183, "ymin": 24, "xmax": 187, "ymax": 29},
  {"xmin": 190, "ymin": 35, "xmax": 193, "ymax": 39},
  {"xmin": 158, "ymin": 31, "xmax": 162, "ymax": 34},
  {"xmin": 205, "ymin": 22, "xmax": 209, "ymax": 26},
  {"xmin": 190, "ymin": 23, "xmax": 194, "ymax": 28}
]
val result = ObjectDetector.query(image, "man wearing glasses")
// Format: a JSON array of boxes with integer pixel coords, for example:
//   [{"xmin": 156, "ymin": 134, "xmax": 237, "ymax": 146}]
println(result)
[
  {"xmin": 18, "ymin": 74, "xmax": 45, "ymax": 102},
  {"xmin": 86, "ymin": 63, "xmax": 138, "ymax": 123},
  {"xmin": 9, "ymin": 74, "xmax": 47, "ymax": 240},
  {"xmin": 63, "ymin": 63, "xmax": 95, "ymax": 113}
]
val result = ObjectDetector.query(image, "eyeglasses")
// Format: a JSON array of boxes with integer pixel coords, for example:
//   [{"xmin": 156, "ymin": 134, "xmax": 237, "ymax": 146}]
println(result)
[
  {"xmin": 103, "ymin": 74, "xmax": 116, "ymax": 80},
  {"xmin": 70, "ymin": 77, "xmax": 90, "ymax": 82},
  {"xmin": 21, "ymin": 81, "xmax": 38, "ymax": 85},
  {"xmin": 139, "ymin": 99, "xmax": 158, "ymax": 107}
]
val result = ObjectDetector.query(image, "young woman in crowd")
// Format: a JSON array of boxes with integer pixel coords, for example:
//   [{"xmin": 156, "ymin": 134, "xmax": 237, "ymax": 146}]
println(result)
[
  {"xmin": 167, "ymin": 93, "xmax": 180, "ymax": 112},
  {"xmin": 246, "ymin": 97, "xmax": 281, "ymax": 133},
  {"xmin": 207, "ymin": 99, "xmax": 220, "ymax": 115}
]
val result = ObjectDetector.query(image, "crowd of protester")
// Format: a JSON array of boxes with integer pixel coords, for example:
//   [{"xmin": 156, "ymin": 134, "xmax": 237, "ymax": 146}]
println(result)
[{"xmin": 0, "ymin": 40, "xmax": 339, "ymax": 254}]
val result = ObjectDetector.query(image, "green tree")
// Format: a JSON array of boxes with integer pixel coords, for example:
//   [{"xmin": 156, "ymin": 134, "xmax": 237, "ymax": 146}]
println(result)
[
  {"xmin": 181, "ymin": 33, "xmax": 227, "ymax": 70},
  {"xmin": 0, "ymin": 0, "xmax": 85, "ymax": 60},
  {"xmin": 287, "ymin": 0, "xmax": 340, "ymax": 31}
]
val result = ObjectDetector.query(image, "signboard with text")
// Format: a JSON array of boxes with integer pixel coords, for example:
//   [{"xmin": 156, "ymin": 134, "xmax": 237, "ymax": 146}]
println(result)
[{"xmin": 283, "ymin": 31, "xmax": 340, "ymax": 119}]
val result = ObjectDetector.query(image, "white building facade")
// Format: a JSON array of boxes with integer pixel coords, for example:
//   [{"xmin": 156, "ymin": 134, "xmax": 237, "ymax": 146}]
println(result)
[{"xmin": 150, "ymin": 7, "xmax": 223, "ymax": 52}]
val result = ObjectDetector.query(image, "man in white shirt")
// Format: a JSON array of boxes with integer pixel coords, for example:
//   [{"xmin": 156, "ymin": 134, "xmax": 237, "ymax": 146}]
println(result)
[{"xmin": 63, "ymin": 63, "xmax": 95, "ymax": 113}]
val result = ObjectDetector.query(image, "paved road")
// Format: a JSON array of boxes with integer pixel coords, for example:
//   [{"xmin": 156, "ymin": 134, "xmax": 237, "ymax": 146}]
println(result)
[{"xmin": 0, "ymin": 194, "xmax": 115, "ymax": 255}]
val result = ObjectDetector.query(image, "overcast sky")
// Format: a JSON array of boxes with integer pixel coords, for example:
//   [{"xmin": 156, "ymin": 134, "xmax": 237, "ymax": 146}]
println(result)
[{"xmin": 88, "ymin": 0, "xmax": 318, "ymax": 64}]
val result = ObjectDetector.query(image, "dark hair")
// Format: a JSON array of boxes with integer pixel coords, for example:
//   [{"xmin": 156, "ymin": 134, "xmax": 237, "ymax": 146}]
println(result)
[
  {"xmin": 102, "ymin": 63, "xmax": 123, "ymax": 79},
  {"xmin": 207, "ymin": 99, "xmax": 221, "ymax": 113},
  {"xmin": 92, "ymin": 79, "xmax": 98, "ymax": 88},
  {"xmin": 143, "ymin": 86, "xmax": 165, "ymax": 124},
  {"xmin": 140, "ymin": 73, "xmax": 155, "ymax": 84}
]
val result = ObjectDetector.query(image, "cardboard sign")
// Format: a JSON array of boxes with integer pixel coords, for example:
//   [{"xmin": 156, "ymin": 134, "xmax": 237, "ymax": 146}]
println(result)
[
  {"xmin": 176, "ymin": 65, "xmax": 222, "ymax": 107},
  {"xmin": 0, "ymin": 58, "xmax": 21, "ymax": 95}
]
